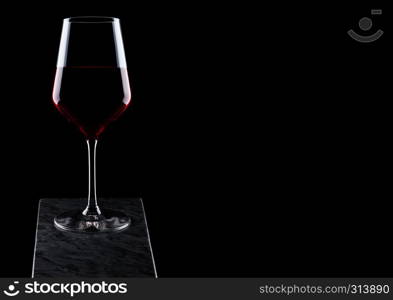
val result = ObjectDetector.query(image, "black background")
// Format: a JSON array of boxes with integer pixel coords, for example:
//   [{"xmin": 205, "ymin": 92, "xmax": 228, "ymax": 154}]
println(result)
[{"xmin": 0, "ymin": 1, "xmax": 391, "ymax": 277}]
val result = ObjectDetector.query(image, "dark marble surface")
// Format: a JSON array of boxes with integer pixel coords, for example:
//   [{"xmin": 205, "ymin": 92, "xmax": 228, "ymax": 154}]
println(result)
[{"xmin": 32, "ymin": 198, "xmax": 157, "ymax": 277}]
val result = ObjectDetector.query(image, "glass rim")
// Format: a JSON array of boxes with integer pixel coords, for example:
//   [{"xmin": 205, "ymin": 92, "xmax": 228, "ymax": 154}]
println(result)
[{"xmin": 64, "ymin": 16, "xmax": 119, "ymax": 23}]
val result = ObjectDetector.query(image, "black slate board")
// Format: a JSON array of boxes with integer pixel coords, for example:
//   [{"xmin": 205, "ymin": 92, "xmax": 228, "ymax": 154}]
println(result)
[{"xmin": 32, "ymin": 198, "xmax": 157, "ymax": 277}]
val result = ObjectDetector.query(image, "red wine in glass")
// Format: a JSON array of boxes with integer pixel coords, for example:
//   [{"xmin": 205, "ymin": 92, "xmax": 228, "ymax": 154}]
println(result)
[
  {"xmin": 52, "ymin": 17, "xmax": 132, "ymax": 233},
  {"xmin": 53, "ymin": 66, "xmax": 131, "ymax": 139}
]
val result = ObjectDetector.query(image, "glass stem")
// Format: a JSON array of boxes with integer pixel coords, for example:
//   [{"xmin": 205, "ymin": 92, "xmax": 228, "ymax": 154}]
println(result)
[{"xmin": 83, "ymin": 139, "xmax": 101, "ymax": 216}]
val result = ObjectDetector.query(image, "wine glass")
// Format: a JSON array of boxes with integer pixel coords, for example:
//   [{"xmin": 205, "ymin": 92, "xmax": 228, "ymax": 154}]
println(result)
[{"xmin": 52, "ymin": 16, "xmax": 131, "ymax": 233}]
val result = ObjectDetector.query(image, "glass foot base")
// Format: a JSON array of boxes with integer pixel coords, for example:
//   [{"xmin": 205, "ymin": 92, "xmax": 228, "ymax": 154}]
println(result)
[{"xmin": 54, "ymin": 209, "xmax": 131, "ymax": 233}]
